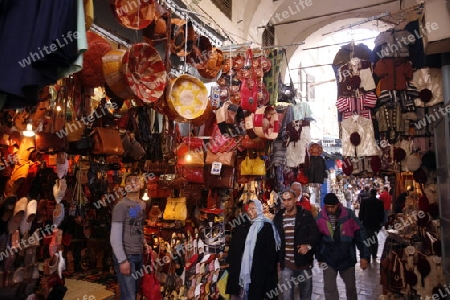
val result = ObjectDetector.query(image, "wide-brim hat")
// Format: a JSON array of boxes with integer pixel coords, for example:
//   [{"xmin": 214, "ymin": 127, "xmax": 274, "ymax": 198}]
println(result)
[
  {"xmin": 102, "ymin": 49, "xmax": 133, "ymax": 99},
  {"xmin": 413, "ymin": 167, "xmax": 427, "ymax": 184},
  {"xmin": 167, "ymin": 74, "xmax": 209, "ymax": 120},
  {"xmin": 370, "ymin": 155, "xmax": 382, "ymax": 173},
  {"xmin": 394, "ymin": 147, "xmax": 407, "ymax": 163},
  {"xmin": 122, "ymin": 43, "xmax": 167, "ymax": 103},
  {"xmin": 419, "ymin": 88, "xmax": 433, "ymax": 103},
  {"xmin": 76, "ymin": 32, "xmax": 112, "ymax": 88},
  {"xmin": 257, "ymin": 56, "xmax": 272, "ymax": 73},
  {"xmin": 111, "ymin": 0, "xmax": 155, "ymax": 30},
  {"xmin": 197, "ymin": 48, "xmax": 224, "ymax": 79},
  {"xmin": 350, "ymin": 132, "xmax": 361, "ymax": 146}
]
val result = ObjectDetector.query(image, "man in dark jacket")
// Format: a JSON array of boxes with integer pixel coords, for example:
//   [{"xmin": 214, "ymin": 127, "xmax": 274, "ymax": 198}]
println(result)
[
  {"xmin": 273, "ymin": 188, "xmax": 320, "ymax": 300},
  {"xmin": 316, "ymin": 193, "xmax": 369, "ymax": 300},
  {"xmin": 359, "ymin": 189, "xmax": 384, "ymax": 262}
]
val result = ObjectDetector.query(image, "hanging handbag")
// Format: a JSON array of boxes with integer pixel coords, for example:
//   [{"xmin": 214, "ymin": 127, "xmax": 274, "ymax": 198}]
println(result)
[
  {"xmin": 163, "ymin": 196, "xmax": 187, "ymax": 221},
  {"xmin": 178, "ymin": 166, "xmax": 204, "ymax": 184},
  {"xmin": 91, "ymin": 127, "xmax": 124, "ymax": 155},
  {"xmin": 142, "ymin": 250, "xmax": 163, "ymax": 300},
  {"xmin": 65, "ymin": 79, "xmax": 85, "ymax": 142},
  {"xmin": 205, "ymin": 166, "xmax": 235, "ymax": 188},
  {"xmin": 240, "ymin": 156, "xmax": 266, "ymax": 176},
  {"xmin": 278, "ymin": 50, "xmax": 296, "ymax": 103},
  {"xmin": 205, "ymin": 150, "xmax": 236, "ymax": 167}
]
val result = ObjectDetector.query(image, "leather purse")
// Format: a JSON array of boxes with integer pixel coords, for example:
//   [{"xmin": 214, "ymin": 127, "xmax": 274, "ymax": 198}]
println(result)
[
  {"xmin": 179, "ymin": 166, "xmax": 204, "ymax": 184},
  {"xmin": 147, "ymin": 176, "xmax": 171, "ymax": 198},
  {"xmin": 35, "ymin": 132, "xmax": 68, "ymax": 153},
  {"xmin": 205, "ymin": 150, "xmax": 235, "ymax": 167},
  {"xmin": 205, "ymin": 165, "xmax": 235, "ymax": 188},
  {"xmin": 163, "ymin": 197, "xmax": 187, "ymax": 221},
  {"xmin": 91, "ymin": 127, "xmax": 124, "ymax": 155},
  {"xmin": 240, "ymin": 156, "xmax": 266, "ymax": 176}
]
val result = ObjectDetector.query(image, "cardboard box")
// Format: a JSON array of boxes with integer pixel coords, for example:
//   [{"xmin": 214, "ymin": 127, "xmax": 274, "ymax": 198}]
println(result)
[{"xmin": 422, "ymin": 0, "xmax": 450, "ymax": 55}]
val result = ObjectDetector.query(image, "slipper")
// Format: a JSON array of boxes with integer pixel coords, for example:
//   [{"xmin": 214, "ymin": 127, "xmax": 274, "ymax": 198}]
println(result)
[
  {"xmin": 8, "ymin": 197, "xmax": 28, "ymax": 233},
  {"xmin": 36, "ymin": 199, "xmax": 48, "ymax": 224},
  {"xmin": 20, "ymin": 199, "xmax": 37, "ymax": 235},
  {"xmin": 53, "ymin": 203, "xmax": 65, "ymax": 227}
]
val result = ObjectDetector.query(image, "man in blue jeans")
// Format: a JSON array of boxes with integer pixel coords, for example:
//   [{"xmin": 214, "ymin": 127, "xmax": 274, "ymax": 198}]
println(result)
[
  {"xmin": 273, "ymin": 188, "xmax": 321, "ymax": 300},
  {"xmin": 110, "ymin": 174, "xmax": 146, "ymax": 300}
]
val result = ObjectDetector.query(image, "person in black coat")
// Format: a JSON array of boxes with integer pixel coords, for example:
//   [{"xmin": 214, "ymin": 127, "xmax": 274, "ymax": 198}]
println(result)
[
  {"xmin": 358, "ymin": 189, "xmax": 384, "ymax": 262},
  {"xmin": 226, "ymin": 211, "xmax": 251, "ymax": 299},
  {"xmin": 273, "ymin": 188, "xmax": 321, "ymax": 300},
  {"xmin": 232, "ymin": 200, "xmax": 280, "ymax": 300}
]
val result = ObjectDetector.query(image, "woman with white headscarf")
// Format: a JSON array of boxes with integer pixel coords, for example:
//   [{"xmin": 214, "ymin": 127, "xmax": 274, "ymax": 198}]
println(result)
[{"xmin": 239, "ymin": 199, "xmax": 281, "ymax": 300}]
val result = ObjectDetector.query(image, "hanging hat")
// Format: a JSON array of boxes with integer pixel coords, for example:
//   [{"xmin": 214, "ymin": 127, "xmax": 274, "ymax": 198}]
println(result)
[
  {"xmin": 419, "ymin": 88, "xmax": 433, "ymax": 103},
  {"xmin": 349, "ymin": 132, "xmax": 361, "ymax": 146},
  {"xmin": 422, "ymin": 151, "xmax": 437, "ymax": 170},
  {"xmin": 342, "ymin": 158, "xmax": 353, "ymax": 176},
  {"xmin": 102, "ymin": 49, "xmax": 133, "ymax": 99},
  {"xmin": 406, "ymin": 154, "xmax": 422, "ymax": 172},
  {"xmin": 76, "ymin": 32, "xmax": 112, "ymax": 88},
  {"xmin": 323, "ymin": 193, "xmax": 340, "ymax": 205},
  {"xmin": 413, "ymin": 168, "xmax": 427, "ymax": 184},
  {"xmin": 393, "ymin": 148, "xmax": 407, "ymax": 163},
  {"xmin": 111, "ymin": 0, "xmax": 155, "ymax": 30},
  {"xmin": 370, "ymin": 156, "xmax": 382, "ymax": 173},
  {"xmin": 122, "ymin": 43, "xmax": 167, "ymax": 103}
]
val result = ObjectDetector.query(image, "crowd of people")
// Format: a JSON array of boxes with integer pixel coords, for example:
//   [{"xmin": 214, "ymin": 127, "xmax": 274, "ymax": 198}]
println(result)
[
  {"xmin": 224, "ymin": 181, "xmax": 392, "ymax": 300},
  {"xmin": 109, "ymin": 175, "xmax": 393, "ymax": 300}
]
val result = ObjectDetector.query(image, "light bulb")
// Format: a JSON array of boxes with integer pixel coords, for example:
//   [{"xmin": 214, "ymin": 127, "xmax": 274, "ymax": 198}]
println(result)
[
  {"xmin": 142, "ymin": 191, "xmax": 149, "ymax": 201},
  {"xmin": 185, "ymin": 153, "xmax": 192, "ymax": 162},
  {"xmin": 56, "ymin": 105, "xmax": 62, "ymax": 112},
  {"xmin": 23, "ymin": 123, "xmax": 35, "ymax": 137}
]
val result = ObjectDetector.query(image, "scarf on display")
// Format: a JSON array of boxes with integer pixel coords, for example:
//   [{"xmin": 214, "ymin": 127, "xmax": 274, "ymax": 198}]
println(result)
[{"xmin": 239, "ymin": 199, "xmax": 281, "ymax": 293}]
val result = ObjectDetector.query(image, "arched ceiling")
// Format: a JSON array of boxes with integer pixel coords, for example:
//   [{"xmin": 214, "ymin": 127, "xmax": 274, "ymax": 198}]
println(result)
[{"xmin": 245, "ymin": 0, "xmax": 421, "ymax": 60}]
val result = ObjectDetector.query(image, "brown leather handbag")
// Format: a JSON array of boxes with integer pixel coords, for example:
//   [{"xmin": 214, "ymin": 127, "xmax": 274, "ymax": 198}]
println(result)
[
  {"xmin": 91, "ymin": 127, "xmax": 124, "ymax": 155},
  {"xmin": 35, "ymin": 132, "xmax": 68, "ymax": 153},
  {"xmin": 205, "ymin": 165, "xmax": 235, "ymax": 189}
]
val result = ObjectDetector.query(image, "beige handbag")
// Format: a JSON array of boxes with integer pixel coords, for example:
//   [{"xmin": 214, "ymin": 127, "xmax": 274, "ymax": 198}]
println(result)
[
  {"xmin": 205, "ymin": 150, "xmax": 235, "ymax": 167},
  {"xmin": 163, "ymin": 197, "xmax": 187, "ymax": 221}
]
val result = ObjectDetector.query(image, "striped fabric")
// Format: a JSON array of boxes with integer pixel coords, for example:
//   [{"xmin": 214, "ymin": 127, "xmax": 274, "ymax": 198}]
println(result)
[{"xmin": 283, "ymin": 215, "xmax": 296, "ymax": 266}]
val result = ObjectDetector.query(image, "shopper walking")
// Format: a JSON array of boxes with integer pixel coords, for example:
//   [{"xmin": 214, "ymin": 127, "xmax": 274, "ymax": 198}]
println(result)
[
  {"xmin": 273, "ymin": 188, "xmax": 321, "ymax": 300},
  {"xmin": 291, "ymin": 182, "xmax": 312, "ymax": 211},
  {"xmin": 379, "ymin": 186, "xmax": 392, "ymax": 225},
  {"xmin": 359, "ymin": 189, "xmax": 385, "ymax": 262},
  {"xmin": 110, "ymin": 174, "xmax": 146, "ymax": 300},
  {"xmin": 316, "ymin": 193, "xmax": 370, "ymax": 300},
  {"xmin": 344, "ymin": 186, "xmax": 353, "ymax": 209},
  {"xmin": 239, "ymin": 200, "xmax": 281, "ymax": 300},
  {"xmin": 226, "ymin": 205, "xmax": 251, "ymax": 300}
]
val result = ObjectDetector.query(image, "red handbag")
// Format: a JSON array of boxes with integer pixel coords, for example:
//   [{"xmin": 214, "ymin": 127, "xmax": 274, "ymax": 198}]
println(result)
[
  {"xmin": 240, "ymin": 76, "xmax": 258, "ymax": 112},
  {"xmin": 205, "ymin": 166, "xmax": 235, "ymax": 188},
  {"xmin": 142, "ymin": 251, "xmax": 162, "ymax": 300},
  {"xmin": 179, "ymin": 166, "xmax": 205, "ymax": 184}
]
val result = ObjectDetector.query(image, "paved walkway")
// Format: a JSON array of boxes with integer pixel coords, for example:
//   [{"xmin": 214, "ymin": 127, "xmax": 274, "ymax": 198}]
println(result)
[{"xmin": 308, "ymin": 229, "xmax": 386, "ymax": 300}]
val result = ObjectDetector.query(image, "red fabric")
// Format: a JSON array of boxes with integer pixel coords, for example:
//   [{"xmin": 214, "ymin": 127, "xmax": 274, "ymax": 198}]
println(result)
[
  {"xmin": 374, "ymin": 58, "xmax": 413, "ymax": 90},
  {"xmin": 296, "ymin": 196, "xmax": 312, "ymax": 211},
  {"xmin": 379, "ymin": 191, "xmax": 392, "ymax": 210}
]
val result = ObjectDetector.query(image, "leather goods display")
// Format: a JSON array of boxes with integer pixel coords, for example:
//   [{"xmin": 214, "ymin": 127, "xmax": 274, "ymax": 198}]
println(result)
[
  {"xmin": 253, "ymin": 105, "xmax": 279, "ymax": 140},
  {"xmin": 240, "ymin": 77, "xmax": 258, "ymax": 113},
  {"xmin": 178, "ymin": 166, "xmax": 204, "ymax": 184},
  {"xmin": 167, "ymin": 74, "xmax": 209, "ymax": 121},
  {"xmin": 205, "ymin": 165, "xmax": 235, "ymax": 188},
  {"xmin": 176, "ymin": 136, "xmax": 205, "ymax": 166},
  {"xmin": 35, "ymin": 132, "xmax": 68, "ymax": 153},
  {"xmin": 102, "ymin": 49, "xmax": 133, "ymax": 99},
  {"xmin": 241, "ymin": 135, "xmax": 266, "ymax": 149},
  {"xmin": 205, "ymin": 150, "xmax": 235, "ymax": 167},
  {"xmin": 163, "ymin": 197, "xmax": 187, "ymax": 221},
  {"xmin": 91, "ymin": 127, "xmax": 124, "ymax": 155},
  {"xmin": 122, "ymin": 43, "xmax": 167, "ymax": 103},
  {"xmin": 147, "ymin": 176, "xmax": 171, "ymax": 198},
  {"xmin": 111, "ymin": 0, "xmax": 155, "ymax": 29},
  {"xmin": 240, "ymin": 156, "xmax": 266, "ymax": 176}
]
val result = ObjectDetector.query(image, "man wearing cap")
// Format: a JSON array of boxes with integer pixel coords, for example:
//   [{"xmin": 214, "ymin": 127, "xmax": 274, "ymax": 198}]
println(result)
[
  {"xmin": 110, "ymin": 174, "xmax": 146, "ymax": 300},
  {"xmin": 273, "ymin": 189, "xmax": 320, "ymax": 300},
  {"xmin": 316, "ymin": 193, "xmax": 370, "ymax": 300},
  {"xmin": 291, "ymin": 182, "xmax": 312, "ymax": 212}
]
